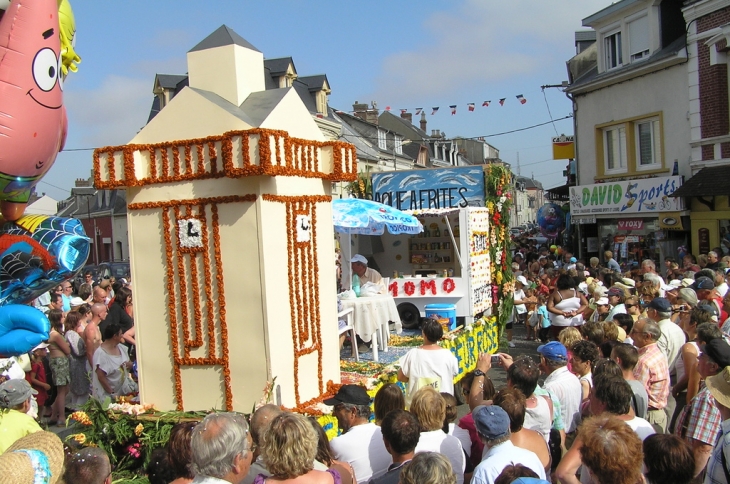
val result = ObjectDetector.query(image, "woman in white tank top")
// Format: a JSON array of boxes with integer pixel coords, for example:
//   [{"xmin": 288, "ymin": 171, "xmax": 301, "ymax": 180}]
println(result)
[{"xmin": 548, "ymin": 274, "xmax": 589, "ymax": 339}]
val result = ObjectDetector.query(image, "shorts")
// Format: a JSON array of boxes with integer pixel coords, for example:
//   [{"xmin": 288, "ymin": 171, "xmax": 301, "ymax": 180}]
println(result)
[
  {"xmin": 50, "ymin": 356, "xmax": 71, "ymax": 386},
  {"xmin": 505, "ymin": 322, "xmax": 513, "ymax": 330}
]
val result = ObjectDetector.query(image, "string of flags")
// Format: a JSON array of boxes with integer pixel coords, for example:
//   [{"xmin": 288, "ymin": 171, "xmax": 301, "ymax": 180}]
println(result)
[{"xmin": 388, "ymin": 94, "xmax": 528, "ymax": 116}]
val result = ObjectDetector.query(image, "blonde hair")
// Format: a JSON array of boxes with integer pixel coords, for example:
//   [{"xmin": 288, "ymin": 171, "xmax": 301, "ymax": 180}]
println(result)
[
  {"xmin": 400, "ymin": 452, "xmax": 456, "ymax": 484},
  {"xmin": 558, "ymin": 327, "xmax": 583, "ymax": 351},
  {"xmin": 410, "ymin": 386, "xmax": 446, "ymax": 431},
  {"xmin": 601, "ymin": 321, "xmax": 619, "ymax": 342},
  {"xmin": 261, "ymin": 412, "xmax": 317, "ymax": 479}
]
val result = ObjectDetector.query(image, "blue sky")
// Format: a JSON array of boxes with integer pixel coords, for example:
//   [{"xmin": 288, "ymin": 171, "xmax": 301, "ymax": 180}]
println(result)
[{"xmin": 39, "ymin": 0, "xmax": 612, "ymax": 200}]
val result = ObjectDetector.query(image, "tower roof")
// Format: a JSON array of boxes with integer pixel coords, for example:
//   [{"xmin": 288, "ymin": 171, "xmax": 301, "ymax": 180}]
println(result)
[{"xmin": 189, "ymin": 25, "xmax": 261, "ymax": 53}]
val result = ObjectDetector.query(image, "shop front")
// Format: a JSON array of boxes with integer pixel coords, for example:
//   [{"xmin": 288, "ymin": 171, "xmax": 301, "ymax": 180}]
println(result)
[{"xmin": 569, "ymin": 176, "xmax": 688, "ymax": 269}]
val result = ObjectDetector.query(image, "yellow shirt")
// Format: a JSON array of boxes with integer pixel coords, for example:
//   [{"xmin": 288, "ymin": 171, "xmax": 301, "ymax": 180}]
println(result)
[{"xmin": 0, "ymin": 409, "xmax": 42, "ymax": 454}]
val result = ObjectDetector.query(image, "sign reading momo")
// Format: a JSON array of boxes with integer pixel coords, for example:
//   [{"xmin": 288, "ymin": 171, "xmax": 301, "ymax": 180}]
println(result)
[
  {"xmin": 569, "ymin": 176, "xmax": 684, "ymax": 215},
  {"xmin": 372, "ymin": 167, "xmax": 485, "ymax": 211}
]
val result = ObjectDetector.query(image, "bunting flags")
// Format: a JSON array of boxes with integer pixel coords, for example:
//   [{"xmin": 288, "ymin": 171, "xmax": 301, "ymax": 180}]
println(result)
[{"xmin": 364, "ymin": 92, "xmax": 531, "ymax": 118}]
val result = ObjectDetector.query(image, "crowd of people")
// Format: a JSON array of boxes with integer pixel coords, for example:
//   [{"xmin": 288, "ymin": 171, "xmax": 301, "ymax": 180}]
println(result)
[{"xmin": 0, "ymin": 271, "xmax": 135, "ymax": 428}]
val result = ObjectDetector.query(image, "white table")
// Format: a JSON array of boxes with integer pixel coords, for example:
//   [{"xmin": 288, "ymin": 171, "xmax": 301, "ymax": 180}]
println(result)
[{"xmin": 339, "ymin": 294, "xmax": 401, "ymax": 362}]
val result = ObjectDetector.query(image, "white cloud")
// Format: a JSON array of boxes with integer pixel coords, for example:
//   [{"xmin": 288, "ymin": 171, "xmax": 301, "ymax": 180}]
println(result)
[
  {"xmin": 64, "ymin": 74, "xmax": 152, "ymax": 148},
  {"xmin": 372, "ymin": 0, "xmax": 609, "ymax": 101}
]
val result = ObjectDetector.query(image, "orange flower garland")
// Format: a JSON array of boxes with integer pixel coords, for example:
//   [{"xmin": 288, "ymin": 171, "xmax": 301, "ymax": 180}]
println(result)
[
  {"xmin": 93, "ymin": 128, "xmax": 357, "ymax": 190},
  {"xmin": 130, "ymin": 195, "xmax": 252, "ymax": 411},
  {"xmin": 262, "ymin": 194, "xmax": 330, "ymax": 407}
]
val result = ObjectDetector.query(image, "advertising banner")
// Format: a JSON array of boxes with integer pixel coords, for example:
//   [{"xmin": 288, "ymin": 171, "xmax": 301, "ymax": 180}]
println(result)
[
  {"xmin": 552, "ymin": 135, "xmax": 575, "ymax": 160},
  {"xmin": 617, "ymin": 219, "xmax": 644, "ymax": 231},
  {"xmin": 569, "ymin": 176, "xmax": 684, "ymax": 216},
  {"xmin": 372, "ymin": 166, "xmax": 485, "ymax": 211}
]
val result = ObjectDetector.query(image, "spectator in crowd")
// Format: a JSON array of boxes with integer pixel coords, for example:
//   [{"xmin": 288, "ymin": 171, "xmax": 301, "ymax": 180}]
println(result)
[
  {"xmin": 675, "ymin": 338, "xmax": 730, "ymax": 479},
  {"xmin": 611, "ymin": 343, "xmax": 649, "ymax": 419},
  {"xmin": 92, "ymin": 322, "xmax": 135, "ymax": 401},
  {"xmin": 493, "ymin": 388, "xmax": 551, "ymax": 477},
  {"xmin": 569, "ymin": 340, "xmax": 600, "ymax": 402},
  {"xmin": 671, "ymin": 306, "xmax": 714, "ymax": 431},
  {"xmin": 369, "ymin": 409, "xmax": 420, "ymax": 484},
  {"xmin": 147, "ymin": 448, "xmax": 176, "ymax": 484},
  {"xmin": 409, "ymin": 386, "xmax": 465, "ymax": 484},
  {"xmin": 578, "ymin": 415, "xmax": 644, "ymax": 484},
  {"xmin": 326, "ymin": 385, "xmax": 390, "ymax": 483},
  {"xmin": 631, "ymin": 318, "xmax": 670, "ymax": 432},
  {"xmin": 309, "ymin": 417, "xmax": 355, "ymax": 484},
  {"xmin": 397, "ymin": 319, "xmax": 458, "ymax": 406},
  {"xmin": 244, "ymin": 404, "xmax": 291, "ymax": 484},
  {"xmin": 63, "ymin": 447, "xmax": 112, "ymax": 484},
  {"xmin": 399, "ymin": 452, "xmax": 456, "ymax": 484},
  {"xmin": 605, "ymin": 251, "xmax": 621, "ymax": 272},
  {"xmin": 84, "ymin": 302, "xmax": 107, "ymax": 368},
  {"xmin": 441, "ymin": 392, "xmax": 473, "ymax": 463},
  {"xmin": 0, "ymin": 379, "xmax": 42, "ymax": 453},
  {"xmin": 47, "ymin": 308, "xmax": 70, "ymax": 426},
  {"xmin": 0, "ymin": 431, "xmax": 64, "ymax": 484},
  {"xmin": 459, "ymin": 368, "xmax": 496, "ymax": 468},
  {"xmin": 538, "ymin": 342, "xmax": 582, "ymax": 438},
  {"xmin": 256, "ymin": 412, "xmax": 343, "ymax": 484},
  {"xmin": 555, "ymin": 374, "xmax": 654, "ymax": 484},
  {"xmin": 373, "ymin": 383, "xmax": 404, "ymax": 426},
  {"xmin": 494, "ymin": 465, "xmax": 543, "ymax": 484},
  {"xmin": 471, "ymin": 405, "xmax": 546, "ymax": 484},
  {"xmin": 167, "ymin": 422, "xmax": 196, "ymax": 484},
  {"xmin": 190, "ymin": 412, "xmax": 252, "ymax": 484},
  {"xmin": 65, "ymin": 310, "xmax": 89, "ymax": 409},
  {"xmin": 605, "ymin": 287, "xmax": 627, "ymax": 321},
  {"xmin": 701, "ymin": 365, "xmax": 730, "ymax": 484},
  {"xmin": 547, "ymin": 274, "xmax": 588, "ymax": 340},
  {"xmin": 642, "ymin": 434, "xmax": 694, "ymax": 484}
]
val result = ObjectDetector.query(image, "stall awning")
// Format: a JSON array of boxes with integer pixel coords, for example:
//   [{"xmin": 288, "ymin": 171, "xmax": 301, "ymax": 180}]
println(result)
[{"xmin": 670, "ymin": 165, "xmax": 730, "ymax": 198}]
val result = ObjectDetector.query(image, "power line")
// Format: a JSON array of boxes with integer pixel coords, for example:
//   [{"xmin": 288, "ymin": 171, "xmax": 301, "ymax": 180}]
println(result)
[{"xmin": 542, "ymin": 88, "xmax": 560, "ymax": 136}]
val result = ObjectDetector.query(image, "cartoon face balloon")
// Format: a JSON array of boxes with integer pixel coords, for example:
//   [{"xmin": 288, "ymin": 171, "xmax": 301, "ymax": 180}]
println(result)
[{"xmin": 0, "ymin": 0, "xmax": 68, "ymax": 221}]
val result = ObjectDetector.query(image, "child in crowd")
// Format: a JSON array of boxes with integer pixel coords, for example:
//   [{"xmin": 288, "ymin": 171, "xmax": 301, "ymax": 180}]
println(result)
[
  {"xmin": 558, "ymin": 327, "xmax": 582, "ymax": 373},
  {"xmin": 25, "ymin": 343, "xmax": 52, "ymax": 420},
  {"xmin": 569, "ymin": 340, "xmax": 601, "ymax": 402},
  {"xmin": 536, "ymin": 294, "xmax": 551, "ymax": 343},
  {"xmin": 525, "ymin": 287, "xmax": 538, "ymax": 341}
]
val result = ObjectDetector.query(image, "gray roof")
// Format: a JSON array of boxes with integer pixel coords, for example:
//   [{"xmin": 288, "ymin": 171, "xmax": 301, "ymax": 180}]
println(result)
[
  {"xmin": 568, "ymin": 36, "xmax": 686, "ymax": 89},
  {"xmin": 332, "ymin": 111, "xmax": 381, "ymax": 162},
  {"xmin": 582, "ymin": 0, "xmax": 642, "ymax": 27},
  {"xmin": 186, "ymin": 87, "xmax": 256, "ymax": 125},
  {"xmin": 239, "ymin": 88, "xmax": 291, "ymax": 126},
  {"xmin": 189, "ymin": 25, "xmax": 260, "ymax": 53},
  {"xmin": 575, "ymin": 30, "xmax": 596, "ymax": 42},
  {"xmin": 297, "ymin": 75, "xmax": 329, "ymax": 91},
  {"xmin": 156, "ymin": 74, "xmax": 188, "ymax": 89},
  {"xmin": 264, "ymin": 57, "xmax": 295, "ymax": 76},
  {"xmin": 378, "ymin": 110, "xmax": 430, "ymax": 139}
]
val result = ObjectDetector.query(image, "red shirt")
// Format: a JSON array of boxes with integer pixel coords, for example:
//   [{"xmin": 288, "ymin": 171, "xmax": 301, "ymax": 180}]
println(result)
[{"xmin": 25, "ymin": 362, "xmax": 48, "ymax": 407}]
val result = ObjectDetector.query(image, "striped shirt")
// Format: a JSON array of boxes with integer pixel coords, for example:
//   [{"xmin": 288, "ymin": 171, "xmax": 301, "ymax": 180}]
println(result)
[
  {"xmin": 676, "ymin": 386, "xmax": 722, "ymax": 446},
  {"xmin": 634, "ymin": 343, "xmax": 669, "ymax": 410}
]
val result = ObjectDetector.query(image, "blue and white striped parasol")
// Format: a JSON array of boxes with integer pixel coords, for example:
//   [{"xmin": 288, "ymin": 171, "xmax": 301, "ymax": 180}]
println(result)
[{"xmin": 332, "ymin": 198, "xmax": 423, "ymax": 235}]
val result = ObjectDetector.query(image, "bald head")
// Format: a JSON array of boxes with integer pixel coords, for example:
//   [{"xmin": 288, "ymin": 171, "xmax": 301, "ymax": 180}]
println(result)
[
  {"xmin": 93, "ymin": 286, "xmax": 107, "ymax": 303},
  {"xmin": 91, "ymin": 303, "xmax": 108, "ymax": 320},
  {"xmin": 250, "ymin": 403, "xmax": 283, "ymax": 446}
]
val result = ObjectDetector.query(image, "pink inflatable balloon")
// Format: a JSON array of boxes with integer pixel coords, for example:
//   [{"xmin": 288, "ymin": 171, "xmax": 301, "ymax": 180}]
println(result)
[{"xmin": 0, "ymin": 0, "xmax": 68, "ymax": 221}]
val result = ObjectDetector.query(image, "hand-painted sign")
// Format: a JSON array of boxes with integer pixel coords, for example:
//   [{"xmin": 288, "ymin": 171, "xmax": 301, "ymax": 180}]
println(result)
[
  {"xmin": 569, "ymin": 176, "xmax": 684, "ymax": 215},
  {"xmin": 372, "ymin": 167, "xmax": 485, "ymax": 211}
]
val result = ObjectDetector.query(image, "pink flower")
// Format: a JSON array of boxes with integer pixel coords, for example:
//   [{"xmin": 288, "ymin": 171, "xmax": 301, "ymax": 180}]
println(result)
[{"xmin": 128, "ymin": 443, "xmax": 142, "ymax": 458}]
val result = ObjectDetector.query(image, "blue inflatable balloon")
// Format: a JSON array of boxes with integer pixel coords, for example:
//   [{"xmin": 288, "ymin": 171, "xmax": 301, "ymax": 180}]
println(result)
[
  {"xmin": 537, "ymin": 203, "xmax": 566, "ymax": 239},
  {"xmin": 0, "ymin": 215, "xmax": 89, "ymax": 355}
]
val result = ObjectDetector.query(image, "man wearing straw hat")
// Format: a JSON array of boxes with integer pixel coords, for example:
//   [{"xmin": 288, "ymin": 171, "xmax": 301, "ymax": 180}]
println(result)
[
  {"xmin": 0, "ymin": 431, "xmax": 64, "ymax": 483},
  {"xmin": 702, "ymin": 366, "xmax": 730, "ymax": 483}
]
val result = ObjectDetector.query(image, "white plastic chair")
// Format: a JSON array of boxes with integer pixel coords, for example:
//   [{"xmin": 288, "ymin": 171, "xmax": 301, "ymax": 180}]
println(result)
[{"xmin": 338, "ymin": 307, "xmax": 358, "ymax": 361}]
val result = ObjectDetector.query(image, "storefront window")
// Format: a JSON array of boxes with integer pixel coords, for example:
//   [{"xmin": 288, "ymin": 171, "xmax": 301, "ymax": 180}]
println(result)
[
  {"xmin": 598, "ymin": 219, "xmax": 660, "ymax": 269},
  {"xmin": 720, "ymin": 221, "xmax": 730, "ymax": 256}
]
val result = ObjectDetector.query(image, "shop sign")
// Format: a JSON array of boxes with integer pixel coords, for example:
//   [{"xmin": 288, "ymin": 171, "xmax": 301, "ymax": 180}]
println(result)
[
  {"xmin": 569, "ymin": 176, "xmax": 684, "ymax": 216},
  {"xmin": 552, "ymin": 134, "xmax": 575, "ymax": 160},
  {"xmin": 573, "ymin": 215, "xmax": 596, "ymax": 224},
  {"xmin": 659, "ymin": 212, "xmax": 685, "ymax": 230},
  {"xmin": 617, "ymin": 219, "xmax": 644, "ymax": 231},
  {"xmin": 372, "ymin": 166, "xmax": 485, "ymax": 211},
  {"xmin": 699, "ymin": 228, "xmax": 710, "ymax": 254}
]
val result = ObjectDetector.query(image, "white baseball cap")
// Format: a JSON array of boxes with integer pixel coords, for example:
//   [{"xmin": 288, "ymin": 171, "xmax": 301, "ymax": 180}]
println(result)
[{"xmin": 350, "ymin": 254, "xmax": 368, "ymax": 265}]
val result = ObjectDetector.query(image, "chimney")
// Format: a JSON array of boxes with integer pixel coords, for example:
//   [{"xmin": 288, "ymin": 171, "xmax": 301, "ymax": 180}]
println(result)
[
  {"xmin": 401, "ymin": 111, "xmax": 412, "ymax": 123},
  {"xmin": 352, "ymin": 101, "xmax": 379, "ymax": 125},
  {"xmin": 420, "ymin": 112, "xmax": 427, "ymax": 132}
]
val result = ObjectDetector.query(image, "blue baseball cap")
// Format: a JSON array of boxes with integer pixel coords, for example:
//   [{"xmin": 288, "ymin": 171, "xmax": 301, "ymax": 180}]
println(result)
[
  {"xmin": 647, "ymin": 297, "xmax": 671, "ymax": 312},
  {"xmin": 537, "ymin": 341, "xmax": 567, "ymax": 362},
  {"xmin": 513, "ymin": 479, "xmax": 551, "ymax": 484},
  {"xmin": 473, "ymin": 405, "xmax": 510, "ymax": 440}
]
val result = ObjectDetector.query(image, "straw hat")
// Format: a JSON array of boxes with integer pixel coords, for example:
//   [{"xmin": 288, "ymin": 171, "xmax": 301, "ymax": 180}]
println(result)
[
  {"xmin": 706, "ymin": 366, "xmax": 730, "ymax": 409},
  {"xmin": 0, "ymin": 431, "xmax": 64, "ymax": 483}
]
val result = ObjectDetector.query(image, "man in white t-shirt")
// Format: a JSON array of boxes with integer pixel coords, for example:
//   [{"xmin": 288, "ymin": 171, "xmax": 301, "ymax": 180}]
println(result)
[
  {"xmin": 326, "ymin": 385, "xmax": 391, "ymax": 484},
  {"xmin": 471, "ymin": 405, "xmax": 546, "ymax": 484},
  {"xmin": 538, "ymin": 342, "xmax": 582, "ymax": 434}
]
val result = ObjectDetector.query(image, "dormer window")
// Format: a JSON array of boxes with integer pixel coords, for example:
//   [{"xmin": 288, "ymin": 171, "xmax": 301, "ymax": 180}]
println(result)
[
  {"xmin": 628, "ymin": 15, "xmax": 650, "ymax": 62},
  {"xmin": 377, "ymin": 129, "xmax": 387, "ymax": 150},
  {"xmin": 604, "ymin": 30, "xmax": 623, "ymax": 69},
  {"xmin": 395, "ymin": 136, "xmax": 403, "ymax": 155}
]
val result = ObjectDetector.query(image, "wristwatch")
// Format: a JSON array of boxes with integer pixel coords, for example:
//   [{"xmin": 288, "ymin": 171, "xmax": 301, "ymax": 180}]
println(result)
[{"xmin": 473, "ymin": 369, "xmax": 486, "ymax": 377}]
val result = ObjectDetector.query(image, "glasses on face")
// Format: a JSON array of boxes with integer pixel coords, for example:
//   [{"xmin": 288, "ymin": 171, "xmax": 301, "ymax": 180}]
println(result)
[{"xmin": 625, "ymin": 304, "xmax": 635, "ymax": 308}]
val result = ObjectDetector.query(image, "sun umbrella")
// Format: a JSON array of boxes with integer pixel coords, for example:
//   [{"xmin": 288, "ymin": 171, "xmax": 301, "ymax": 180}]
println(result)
[{"xmin": 332, "ymin": 198, "xmax": 423, "ymax": 235}]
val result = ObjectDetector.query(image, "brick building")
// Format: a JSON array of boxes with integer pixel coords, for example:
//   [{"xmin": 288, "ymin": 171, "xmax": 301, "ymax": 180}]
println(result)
[{"xmin": 671, "ymin": 0, "xmax": 730, "ymax": 255}]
